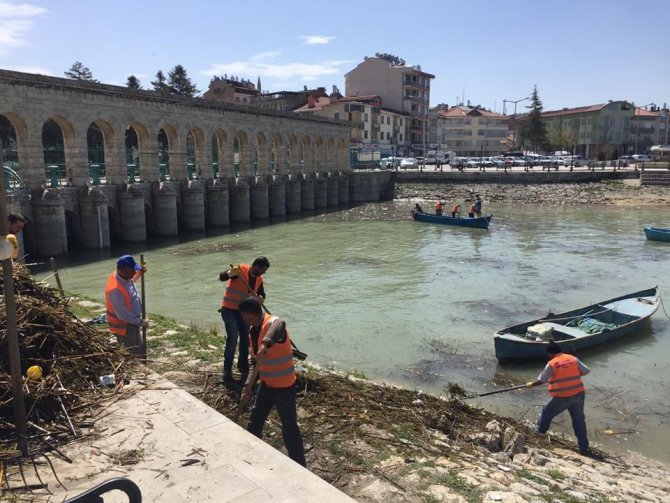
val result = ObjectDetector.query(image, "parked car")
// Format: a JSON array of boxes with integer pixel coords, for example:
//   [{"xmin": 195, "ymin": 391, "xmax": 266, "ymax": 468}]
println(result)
[
  {"xmin": 491, "ymin": 157, "xmax": 506, "ymax": 169},
  {"xmin": 400, "ymin": 157, "xmax": 418, "ymax": 169},
  {"xmin": 379, "ymin": 157, "xmax": 401, "ymax": 169},
  {"xmin": 565, "ymin": 155, "xmax": 591, "ymax": 167},
  {"xmin": 631, "ymin": 154, "xmax": 651, "ymax": 163}
]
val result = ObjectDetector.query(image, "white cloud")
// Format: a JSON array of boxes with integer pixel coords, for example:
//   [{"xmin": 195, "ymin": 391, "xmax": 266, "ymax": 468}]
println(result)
[
  {"xmin": 0, "ymin": 2, "xmax": 47, "ymax": 55},
  {"xmin": 202, "ymin": 54, "xmax": 349, "ymax": 84},
  {"xmin": 301, "ymin": 35, "xmax": 335, "ymax": 45}
]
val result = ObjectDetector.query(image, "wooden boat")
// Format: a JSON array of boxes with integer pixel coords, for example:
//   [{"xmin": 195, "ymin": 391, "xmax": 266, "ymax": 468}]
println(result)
[
  {"xmin": 494, "ymin": 286, "xmax": 660, "ymax": 361},
  {"xmin": 644, "ymin": 226, "xmax": 670, "ymax": 242},
  {"xmin": 411, "ymin": 210, "xmax": 492, "ymax": 229}
]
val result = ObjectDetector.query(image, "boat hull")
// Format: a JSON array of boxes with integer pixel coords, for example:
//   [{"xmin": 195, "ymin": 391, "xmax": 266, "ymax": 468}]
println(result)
[
  {"xmin": 412, "ymin": 211, "xmax": 492, "ymax": 229},
  {"xmin": 494, "ymin": 287, "xmax": 659, "ymax": 361},
  {"xmin": 644, "ymin": 226, "xmax": 670, "ymax": 242}
]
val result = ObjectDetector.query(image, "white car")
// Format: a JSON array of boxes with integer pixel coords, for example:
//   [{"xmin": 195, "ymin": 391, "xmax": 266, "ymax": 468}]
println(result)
[
  {"xmin": 400, "ymin": 157, "xmax": 418, "ymax": 169},
  {"xmin": 631, "ymin": 154, "xmax": 651, "ymax": 163}
]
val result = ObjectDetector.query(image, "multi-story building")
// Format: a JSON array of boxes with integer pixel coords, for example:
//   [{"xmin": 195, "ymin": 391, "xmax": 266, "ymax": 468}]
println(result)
[
  {"xmin": 252, "ymin": 86, "xmax": 331, "ymax": 112},
  {"xmin": 203, "ymin": 76, "xmax": 260, "ymax": 105},
  {"xmin": 430, "ymin": 105, "xmax": 511, "ymax": 156},
  {"xmin": 293, "ymin": 94, "xmax": 410, "ymax": 157},
  {"xmin": 630, "ymin": 105, "xmax": 670, "ymax": 154},
  {"xmin": 345, "ymin": 56, "xmax": 434, "ymax": 156},
  {"xmin": 518, "ymin": 101, "xmax": 635, "ymax": 159}
]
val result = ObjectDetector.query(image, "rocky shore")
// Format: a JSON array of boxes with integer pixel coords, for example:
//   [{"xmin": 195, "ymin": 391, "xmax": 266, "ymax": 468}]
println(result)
[{"xmin": 394, "ymin": 179, "xmax": 670, "ymax": 207}]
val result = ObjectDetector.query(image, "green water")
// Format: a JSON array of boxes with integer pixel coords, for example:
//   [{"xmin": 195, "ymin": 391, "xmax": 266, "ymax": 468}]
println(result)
[{"xmin": 34, "ymin": 202, "xmax": 670, "ymax": 463}]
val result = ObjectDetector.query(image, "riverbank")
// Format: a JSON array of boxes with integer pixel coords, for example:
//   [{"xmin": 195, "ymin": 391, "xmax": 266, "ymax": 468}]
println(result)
[
  {"xmin": 3, "ymin": 269, "xmax": 669, "ymax": 502},
  {"xmin": 395, "ymin": 179, "xmax": 670, "ymax": 207}
]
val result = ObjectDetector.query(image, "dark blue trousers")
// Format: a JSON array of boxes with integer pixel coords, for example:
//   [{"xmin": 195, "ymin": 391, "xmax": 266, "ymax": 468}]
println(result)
[
  {"xmin": 220, "ymin": 308, "xmax": 249, "ymax": 377},
  {"xmin": 537, "ymin": 392, "xmax": 589, "ymax": 453},
  {"xmin": 247, "ymin": 383, "xmax": 306, "ymax": 467}
]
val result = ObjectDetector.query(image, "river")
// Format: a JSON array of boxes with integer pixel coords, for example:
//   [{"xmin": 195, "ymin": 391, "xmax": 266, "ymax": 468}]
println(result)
[{"xmin": 33, "ymin": 201, "xmax": 670, "ymax": 464}]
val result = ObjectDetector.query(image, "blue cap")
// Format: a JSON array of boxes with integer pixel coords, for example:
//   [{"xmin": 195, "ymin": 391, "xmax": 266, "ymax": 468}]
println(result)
[{"xmin": 117, "ymin": 254, "xmax": 142, "ymax": 271}]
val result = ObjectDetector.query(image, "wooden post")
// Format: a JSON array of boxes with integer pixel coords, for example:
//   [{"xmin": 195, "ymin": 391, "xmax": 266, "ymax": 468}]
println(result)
[
  {"xmin": 50, "ymin": 257, "xmax": 65, "ymax": 297},
  {"xmin": 0, "ymin": 154, "xmax": 29, "ymax": 456},
  {"xmin": 140, "ymin": 253, "xmax": 147, "ymax": 363}
]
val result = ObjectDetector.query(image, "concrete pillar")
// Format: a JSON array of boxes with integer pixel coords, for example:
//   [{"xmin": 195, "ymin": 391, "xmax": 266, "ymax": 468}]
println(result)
[
  {"xmin": 338, "ymin": 172, "xmax": 350, "ymax": 205},
  {"xmin": 269, "ymin": 174, "xmax": 287, "ymax": 217},
  {"xmin": 20, "ymin": 134, "xmax": 48, "ymax": 189},
  {"xmin": 250, "ymin": 176, "xmax": 269, "ymax": 220},
  {"xmin": 181, "ymin": 180, "xmax": 206, "ymax": 231},
  {"xmin": 206, "ymin": 179, "xmax": 230, "ymax": 227},
  {"xmin": 229, "ymin": 177, "xmax": 251, "ymax": 223},
  {"xmin": 286, "ymin": 174, "xmax": 301, "ymax": 214},
  {"xmin": 326, "ymin": 172, "xmax": 339, "ymax": 206},
  {"xmin": 314, "ymin": 173, "xmax": 328, "ymax": 209},
  {"xmin": 153, "ymin": 182, "xmax": 179, "ymax": 236},
  {"xmin": 31, "ymin": 189, "xmax": 68, "ymax": 256},
  {"xmin": 300, "ymin": 173, "xmax": 315, "ymax": 211},
  {"xmin": 105, "ymin": 134, "xmax": 127, "ymax": 185},
  {"xmin": 367, "ymin": 171, "xmax": 381, "ymax": 202},
  {"xmin": 79, "ymin": 187, "xmax": 111, "ymax": 248},
  {"xmin": 139, "ymin": 137, "xmax": 160, "ymax": 183},
  {"xmin": 67, "ymin": 132, "xmax": 90, "ymax": 187},
  {"xmin": 349, "ymin": 171, "xmax": 368, "ymax": 203},
  {"xmin": 168, "ymin": 137, "xmax": 187, "ymax": 181},
  {"xmin": 119, "ymin": 185, "xmax": 147, "ymax": 242}
]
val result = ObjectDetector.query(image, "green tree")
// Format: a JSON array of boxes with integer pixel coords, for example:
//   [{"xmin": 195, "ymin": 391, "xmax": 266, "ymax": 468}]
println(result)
[
  {"xmin": 521, "ymin": 85, "xmax": 547, "ymax": 152},
  {"xmin": 167, "ymin": 64, "xmax": 199, "ymax": 97},
  {"xmin": 64, "ymin": 61, "xmax": 98, "ymax": 82},
  {"xmin": 126, "ymin": 75, "xmax": 142, "ymax": 89},
  {"xmin": 151, "ymin": 70, "xmax": 170, "ymax": 94}
]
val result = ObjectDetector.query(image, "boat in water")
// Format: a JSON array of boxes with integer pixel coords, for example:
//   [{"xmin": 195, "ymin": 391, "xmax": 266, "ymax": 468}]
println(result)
[
  {"xmin": 494, "ymin": 286, "xmax": 660, "ymax": 361},
  {"xmin": 644, "ymin": 226, "xmax": 670, "ymax": 243},
  {"xmin": 411, "ymin": 210, "xmax": 492, "ymax": 229}
]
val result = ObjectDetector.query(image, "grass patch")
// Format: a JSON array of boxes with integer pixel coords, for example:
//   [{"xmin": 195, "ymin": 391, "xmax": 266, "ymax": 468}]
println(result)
[
  {"xmin": 547, "ymin": 467, "xmax": 565, "ymax": 480},
  {"xmin": 516, "ymin": 468, "xmax": 550, "ymax": 486},
  {"xmin": 432, "ymin": 470, "xmax": 483, "ymax": 503}
]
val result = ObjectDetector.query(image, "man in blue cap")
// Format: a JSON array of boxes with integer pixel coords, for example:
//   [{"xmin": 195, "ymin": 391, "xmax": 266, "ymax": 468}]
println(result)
[{"xmin": 105, "ymin": 254, "xmax": 148, "ymax": 356}]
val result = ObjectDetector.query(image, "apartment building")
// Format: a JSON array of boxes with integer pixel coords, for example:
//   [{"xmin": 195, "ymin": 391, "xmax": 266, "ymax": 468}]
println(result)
[
  {"xmin": 430, "ymin": 105, "xmax": 511, "ymax": 156},
  {"xmin": 293, "ymin": 94, "xmax": 410, "ymax": 157},
  {"xmin": 630, "ymin": 106, "xmax": 670, "ymax": 154},
  {"xmin": 345, "ymin": 56, "xmax": 434, "ymax": 156}
]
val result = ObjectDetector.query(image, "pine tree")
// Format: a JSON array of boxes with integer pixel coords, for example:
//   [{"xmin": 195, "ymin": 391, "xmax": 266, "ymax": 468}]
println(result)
[
  {"xmin": 126, "ymin": 75, "xmax": 142, "ymax": 89},
  {"xmin": 167, "ymin": 64, "xmax": 199, "ymax": 97},
  {"xmin": 521, "ymin": 85, "xmax": 548, "ymax": 152},
  {"xmin": 151, "ymin": 70, "xmax": 170, "ymax": 94},
  {"xmin": 64, "ymin": 61, "xmax": 98, "ymax": 82}
]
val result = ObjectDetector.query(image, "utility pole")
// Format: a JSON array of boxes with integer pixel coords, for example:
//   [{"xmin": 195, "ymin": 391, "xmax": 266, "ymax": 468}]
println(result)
[{"xmin": 0, "ymin": 153, "xmax": 29, "ymax": 456}]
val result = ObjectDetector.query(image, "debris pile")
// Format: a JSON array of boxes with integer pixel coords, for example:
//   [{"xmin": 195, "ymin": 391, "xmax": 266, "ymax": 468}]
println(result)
[{"xmin": 0, "ymin": 262, "xmax": 138, "ymax": 464}]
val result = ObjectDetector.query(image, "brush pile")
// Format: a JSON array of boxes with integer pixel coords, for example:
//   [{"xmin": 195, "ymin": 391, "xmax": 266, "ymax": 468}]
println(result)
[{"xmin": 0, "ymin": 262, "xmax": 138, "ymax": 463}]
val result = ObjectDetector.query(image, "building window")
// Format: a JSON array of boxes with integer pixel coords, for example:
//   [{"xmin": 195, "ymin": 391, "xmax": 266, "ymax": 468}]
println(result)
[
  {"xmin": 334, "ymin": 112, "xmax": 339, "ymax": 119},
  {"xmin": 364, "ymin": 130, "xmax": 368, "ymax": 139},
  {"xmin": 387, "ymin": 117, "xmax": 391, "ymax": 125}
]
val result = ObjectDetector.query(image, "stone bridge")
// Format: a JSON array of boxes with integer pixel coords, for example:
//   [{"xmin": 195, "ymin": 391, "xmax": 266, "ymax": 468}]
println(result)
[{"xmin": 0, "ymin": 69, "xmax": 393, "ymax": 256}]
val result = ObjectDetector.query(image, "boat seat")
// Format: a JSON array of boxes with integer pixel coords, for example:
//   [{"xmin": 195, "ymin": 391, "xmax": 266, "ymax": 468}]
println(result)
[{"xmin": 540, "ymin": 322, "xmax": 584, "ymax": 339}]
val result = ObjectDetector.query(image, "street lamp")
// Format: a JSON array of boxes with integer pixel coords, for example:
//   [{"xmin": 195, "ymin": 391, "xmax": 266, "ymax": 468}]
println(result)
[{"xmin": 503, "ymin": 97, "xmax": 530, "ymax": 150}]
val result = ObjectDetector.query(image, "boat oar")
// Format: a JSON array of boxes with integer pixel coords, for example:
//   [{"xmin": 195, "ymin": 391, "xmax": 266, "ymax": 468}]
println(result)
[
  {"xmin": 229, "ymin": 264, "xmax": 308, "ymax": 361},
  {"xmin": 468, "ymin": 383, "xmax": 532, "ymax": 398}
]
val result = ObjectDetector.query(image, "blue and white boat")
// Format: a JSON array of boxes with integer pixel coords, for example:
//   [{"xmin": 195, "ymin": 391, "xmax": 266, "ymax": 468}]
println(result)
[
  {"xmin": 494, "ymin": 287, "xmax": 660, "ymax": 361},
  {"xmin": 644, "ymin": 226, "xmax": 670, "ymax": 243},
  {"xmin": 411, "ymin": 210, "xmax": 492, "ymax": 229}
]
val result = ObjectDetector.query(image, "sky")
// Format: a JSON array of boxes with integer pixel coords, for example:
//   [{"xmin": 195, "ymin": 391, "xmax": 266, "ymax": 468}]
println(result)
[{"xmin": 1, "ymin": 0, "xmax": 668, "ymax": 113}]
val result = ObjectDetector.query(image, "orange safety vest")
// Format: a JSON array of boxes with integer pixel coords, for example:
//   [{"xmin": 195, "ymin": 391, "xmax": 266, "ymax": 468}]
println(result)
[
  {"xmin": 547, "ymin": 353, "xmax": 585, "ymax": 398},
  {"xmin": 105, "ymin": 272, "xmax": 131, "ymax": 337},
  {"xmin": 222, "ymin": 264, "xmax": 263, "ymax": 310},
  {"xmin": 250, "ymin": 314, "xmax": 296, "ymax": 388},
  {"xmin": 435, "ymin": 201, "xmax": 444, "ymax": 211},
  {"xmin": 451, "ymin": 204, "xmax": 461, "ymax": 213},
  {"xmin": 469, "ymin": 205, "xmax": 476, "ymax": 214}
]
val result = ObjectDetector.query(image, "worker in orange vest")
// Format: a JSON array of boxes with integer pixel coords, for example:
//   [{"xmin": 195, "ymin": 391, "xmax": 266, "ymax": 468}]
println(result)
[
  {"xmin": 105, "ymin": 255, "xmax": 148, "ymax": 356},
  {"xmin": 219, "ymin": 257, "xmax": 270, "ymax": 386},
  {"xmin": 526, "ymin": 343, "xmax": 592, "ymax": 456},
  {"xmin": 450, "ymin": 204, "xmax": 461, "ymax": 217},
  {"xmin": 434, "ymin": 200, "xmax": 444, "ymax": 216},
  {"xmin": 239, "ymin": 296, "xmax": 306, "ymax": 467}
]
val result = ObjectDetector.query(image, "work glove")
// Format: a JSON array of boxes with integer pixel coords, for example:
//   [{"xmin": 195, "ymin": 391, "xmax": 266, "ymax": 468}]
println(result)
[
  {"xmin": 525, "ymin": 381, "xmax": 536, "ymax": 388},
  {"xmin": 228, "ymin": 265, "xmax": 241, "ymax": 278},
  {"xmin": 140, "ymin": 261, "xmax": 148, "ymax": 273},
  {"xmin": 140, "ymin": 319, "xmax": 149, "ymax": 329},
  {"xmin": 0, "ymin": 234, "xmax": 19, "ymax": 260}
]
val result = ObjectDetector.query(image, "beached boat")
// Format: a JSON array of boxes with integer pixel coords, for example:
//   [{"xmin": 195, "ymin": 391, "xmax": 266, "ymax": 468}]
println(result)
[
  {"xmin": 411, "ymin": 210, "xmax": 492, "ymax": 229},
  {"xmin": 644, "ymin": 226, "xmax": 670, "ymax": 242},
  {"xmin": 494, "ymin": 287, "xmax": 660, "ymax": 361}
]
